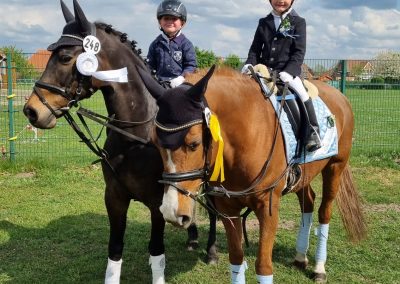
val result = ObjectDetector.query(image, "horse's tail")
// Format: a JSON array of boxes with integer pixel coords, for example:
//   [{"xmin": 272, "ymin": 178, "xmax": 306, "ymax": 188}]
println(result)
[{"xmin": 335, "ymin": 165, "xmax": 367, "ymax": 243}]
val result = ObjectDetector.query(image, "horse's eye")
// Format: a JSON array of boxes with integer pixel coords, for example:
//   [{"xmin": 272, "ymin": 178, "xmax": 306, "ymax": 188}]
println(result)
[
  {"xmin": 187, "ymin": 142, "xmax": 200, "ymax": 152},
  {"xmin": 59, "ymin": 54, "xmax": 72, "ymax": 64}
]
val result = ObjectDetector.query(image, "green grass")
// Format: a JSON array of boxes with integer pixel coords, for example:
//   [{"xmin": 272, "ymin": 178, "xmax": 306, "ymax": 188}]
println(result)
[
  {"xmin": 346, "ymin": 88, "xmax": 400, "ymax": 155},
  {"xmin": 0, "ymin": 158, "xmax": 399, "ymax": 283}
]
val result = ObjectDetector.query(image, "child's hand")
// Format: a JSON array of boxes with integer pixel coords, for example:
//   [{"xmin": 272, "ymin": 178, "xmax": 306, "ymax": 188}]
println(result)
[
  {"xmin": 170, "ymin": 76, "xmax": 185, "ymax": 88},
  {"xmin": 279, "ymin": 71, "xmax": 294, "ymax": 83},
  {"xmin": 241, "ymin": 64, "xmax": 253, "ymax": 74}
]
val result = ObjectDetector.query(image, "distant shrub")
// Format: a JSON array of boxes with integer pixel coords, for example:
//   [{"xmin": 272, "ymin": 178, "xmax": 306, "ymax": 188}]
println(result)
[
  {"xmin": 222, "ymin": 54, "xmax": 242, "ymax": 70},
  {"xmin": 195, "ymin": 47, "xmax": 218, "ymax": 69}
]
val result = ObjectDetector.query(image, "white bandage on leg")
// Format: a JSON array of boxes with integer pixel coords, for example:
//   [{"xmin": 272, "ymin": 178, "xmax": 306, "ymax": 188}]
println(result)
[
  {"xmin": 256, "ymin": 274, "xmax": 273, "ymax": 284},
  {"xmin": 149, "ymin": 254, "xmax": 166, "ymax": 284},
  {"xmin": 231, "ymin": 261, "xmax": 248, "ymax": 284},
  {"xmin": 288, "ymin": 76, "xmax": 310, "ymax": 102},
  {"xmin": 296, "ymin": 212, "xmax": 313, "ymax": 255},
  {"xmin": 105, "ymin": 258, "xmax": 122, "ymax": 284},
  {"xmin": 315, "ymin": 224, "xmax": 330, "ymax": 274}
]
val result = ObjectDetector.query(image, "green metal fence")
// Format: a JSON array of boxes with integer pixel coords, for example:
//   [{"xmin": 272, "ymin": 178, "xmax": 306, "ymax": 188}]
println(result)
[{"xmin": 0, "ymin": 53, "xmax": 399, "ymax": 163}]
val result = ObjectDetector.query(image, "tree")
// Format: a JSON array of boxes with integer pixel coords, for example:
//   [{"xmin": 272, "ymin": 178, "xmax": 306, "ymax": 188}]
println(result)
[
  {"xmin": 372, "ymin": 51, "xmax": 400, "ymax": 81},
  {"xmin": 222, "ymin": 54, "xmax": 242, "ymax": 70},
  {"xmin": 0, "ymin": 46, "xmax": 40, "ymax": 80},
  {"xmin": 195, "ymin": 47, "xmax": 218, "ymax": 69}
]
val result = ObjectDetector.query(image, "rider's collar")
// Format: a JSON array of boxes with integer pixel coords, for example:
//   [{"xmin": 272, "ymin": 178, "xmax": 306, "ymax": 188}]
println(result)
[
  {"xmin": 161, "ymin": 30, "xmax": 182, "ymax": 42},
  {"xmin": 271, "ymin": 8, "xmax": 292, "ymax": 19}
]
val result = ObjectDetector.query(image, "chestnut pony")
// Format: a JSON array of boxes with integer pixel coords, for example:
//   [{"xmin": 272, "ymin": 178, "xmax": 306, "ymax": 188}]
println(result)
[
  {"xmin": 138, "ymin": 65, "xmax": 367, "ymax": 283},
  {"xmin": 23, "ymin": 1, "xmax": 217, "ymax": 283}
]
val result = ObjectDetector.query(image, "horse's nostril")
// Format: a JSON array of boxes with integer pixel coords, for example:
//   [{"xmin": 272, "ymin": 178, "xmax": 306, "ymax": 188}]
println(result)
[
  {"xmin": 181, "ymin": 215, "xmax": 192, "ymax": 228},
  {"xmin": 23, "ymin": 106, "xmax": 38, "ymax": 123}
]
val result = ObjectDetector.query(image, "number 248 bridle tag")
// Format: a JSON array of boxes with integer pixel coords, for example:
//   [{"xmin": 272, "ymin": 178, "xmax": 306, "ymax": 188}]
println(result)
[{"xmin": 83, "ymin": 35, "xmax": 101, "ymax": 54}]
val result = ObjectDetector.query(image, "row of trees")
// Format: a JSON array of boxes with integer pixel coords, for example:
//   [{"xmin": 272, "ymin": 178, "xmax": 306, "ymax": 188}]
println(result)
[{"xmin": 0, "ymin": 46, "xmax": 40, "ymax": 79}]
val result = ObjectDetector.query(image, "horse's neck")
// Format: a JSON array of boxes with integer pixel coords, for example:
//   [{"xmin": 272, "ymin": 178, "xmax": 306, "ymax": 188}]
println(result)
[
  {"xmin": 206, "ymin": 79, "xmax": 280, "ymax": 156},
  {"xmin": 98, "ymin": 38, "xmax": 157, "ymax": 137}
]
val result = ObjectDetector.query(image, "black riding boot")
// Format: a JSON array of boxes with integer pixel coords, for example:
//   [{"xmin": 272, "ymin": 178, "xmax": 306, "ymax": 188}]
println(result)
[{"xmin": 304, "ymin": 99, "xmax": 322, "ymax": 152}]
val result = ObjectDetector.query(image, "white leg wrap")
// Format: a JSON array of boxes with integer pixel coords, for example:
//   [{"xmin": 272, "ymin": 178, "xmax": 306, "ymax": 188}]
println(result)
[
  {"xmin": 105, "ymin": 258, "xmax": 122, "ymax": 284},
  {"xmin": 230, "ymin": 261, "xmax": 248, "ymax": 284},
  {"xmin": 257, "ymin": 274, "xmax": 273, "ymax": 284},
  {"xmin": 149, "ymin": 254, "xmax": 166, "ymax": 284},
  {"xmin": 288, "ymin": 76, "xmax": 310, "ymax": 102},
  {"xmin": 296, "ymin": 212, "xmax": 313, "ymax": 255},
  {"xmin": 315, "ymin": 224, "xmax": 330, "ymax": 273}
]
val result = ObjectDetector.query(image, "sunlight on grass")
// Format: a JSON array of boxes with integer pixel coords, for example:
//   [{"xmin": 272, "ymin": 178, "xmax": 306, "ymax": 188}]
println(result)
[{"xmin": 0, "ymin": 230, "xmax": 10, "ymax": 245}]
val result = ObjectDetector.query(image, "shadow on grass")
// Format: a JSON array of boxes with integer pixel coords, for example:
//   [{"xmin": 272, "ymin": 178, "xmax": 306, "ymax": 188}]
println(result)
[{"xmin": 0, "ymin": 213, "xmax": 210, "ymax": 283}]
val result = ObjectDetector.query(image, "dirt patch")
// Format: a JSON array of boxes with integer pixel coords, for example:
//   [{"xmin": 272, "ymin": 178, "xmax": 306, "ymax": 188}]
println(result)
[
  {"xmin": 242, "ymin": 219, "xmax": 296, "ymax": 231},
  {"xmin": 367, "ymin": 204, "xmax": 400, "ymax": 213},
  {"xmin": 15, "ymin": 172, "xmax": 36, "ymax": 179},
  {"xmin": 279, "ymin": 220, "xmax": 296, "ymax": 230}
]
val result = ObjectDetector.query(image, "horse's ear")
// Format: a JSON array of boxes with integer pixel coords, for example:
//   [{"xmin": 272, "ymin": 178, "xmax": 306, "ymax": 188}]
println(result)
[
  {"xmin": 186, "ymin": 65, "xmax": 216, "ymax": 102},
  {"xmin": 73, "ymin": 0, "xmax": 95, "ymax": 35},
  {"xmin": 136, "ymin": 66, "xmax": 166, "ymax": 100},
  {"xmin": 60, "ymin": 0, "xmax": 74, "ymax": 23}
]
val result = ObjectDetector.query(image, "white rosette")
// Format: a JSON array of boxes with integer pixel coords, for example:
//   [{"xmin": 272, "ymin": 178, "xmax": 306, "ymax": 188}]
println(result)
[{"xmin": 76, "ymin": 52, "xmax": 99, "ymax": 76}]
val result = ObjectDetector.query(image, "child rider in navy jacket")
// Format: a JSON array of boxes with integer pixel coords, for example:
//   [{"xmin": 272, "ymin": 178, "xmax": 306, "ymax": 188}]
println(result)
[
  {"xmin": 244, "ymin": 0, "xmax": 322, "ymax": 152},
  {"xmin": 147, "ymin": 0, "xmax": 197, "ymax": 88}
]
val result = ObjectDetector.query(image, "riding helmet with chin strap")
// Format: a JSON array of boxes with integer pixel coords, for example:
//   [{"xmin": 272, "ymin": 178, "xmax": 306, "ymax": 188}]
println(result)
[{"xmin": 157, "ymin": 0, "xmax": 187, "ymax": 22}]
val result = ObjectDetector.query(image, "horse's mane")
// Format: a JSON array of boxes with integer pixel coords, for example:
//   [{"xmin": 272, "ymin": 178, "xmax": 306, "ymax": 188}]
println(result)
[{"xmin": 94, "ymin": 21, "xmax": 145, "ymax": 61}]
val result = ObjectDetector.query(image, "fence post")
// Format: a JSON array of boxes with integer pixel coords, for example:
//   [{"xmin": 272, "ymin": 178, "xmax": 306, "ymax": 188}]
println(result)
[
  {"xmin": 340, "ymin": 59, "xmax": 347, "ymax": 95},
  {"xmin": 7, "ymin": 52, "xmax": 16, "ymax": 162}
]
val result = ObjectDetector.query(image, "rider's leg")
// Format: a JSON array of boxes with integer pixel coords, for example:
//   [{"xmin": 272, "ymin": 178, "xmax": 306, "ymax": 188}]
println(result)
[{"xmin": 287, "ymin": 76, "xmax": 322, "ymax": 152}]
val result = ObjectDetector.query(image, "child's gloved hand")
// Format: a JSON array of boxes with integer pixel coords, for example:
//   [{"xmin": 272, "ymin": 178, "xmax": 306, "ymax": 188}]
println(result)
[
  {"xmin": 170, "ymin": 76, "xmax": 185, "ymax": 88},
  {"xmin": 241, "ymin": 64, "xmax": 252, "ymax": 74},
  {"xmin": 279, "ymin": 71, "xmax": 294, "ymax": 83}
]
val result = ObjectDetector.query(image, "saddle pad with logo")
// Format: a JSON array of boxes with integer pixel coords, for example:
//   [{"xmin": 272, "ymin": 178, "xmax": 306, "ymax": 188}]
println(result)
[{"xmin": 269, "ymin": 94, "xmax": 338, "ymax": 164}]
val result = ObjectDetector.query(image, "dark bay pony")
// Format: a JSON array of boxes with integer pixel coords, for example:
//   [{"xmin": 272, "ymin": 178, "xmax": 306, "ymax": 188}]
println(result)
[
  {"xmin": 138, "ymin": 65, "xmax": 367, "ymax": 283},
  {"xmin": 23, "ymin": 0, "xmax": 217, "ymax": 283}
]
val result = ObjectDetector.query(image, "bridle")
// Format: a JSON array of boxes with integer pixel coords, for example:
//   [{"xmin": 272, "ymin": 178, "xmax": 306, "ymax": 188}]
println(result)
[
  {"xmin": 157, "ymin": 85, "xmax": 293, "ymax": 217},
  {"xmin": 33, "ymin": 72, "xmax": 95, "ymax": 118}
]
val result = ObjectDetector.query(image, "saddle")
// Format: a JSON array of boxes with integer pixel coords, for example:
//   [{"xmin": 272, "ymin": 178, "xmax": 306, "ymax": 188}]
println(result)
[
  {"xmin": 249, "ymin": 64, "xmax": 318, "ymax": 142},
  {"xmin": 247, "ymin": 64, "xmax": 320, "ymax": 194}
]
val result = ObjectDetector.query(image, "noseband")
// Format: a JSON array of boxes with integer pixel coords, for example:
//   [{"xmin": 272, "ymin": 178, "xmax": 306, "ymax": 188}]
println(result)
[
  {"xmin": 157, "ymin": 117, "xmax": 212, "ymax": 198},
  {"xmin": 33, "ymin": 72, "xmax": 94, "ymax": 118}
]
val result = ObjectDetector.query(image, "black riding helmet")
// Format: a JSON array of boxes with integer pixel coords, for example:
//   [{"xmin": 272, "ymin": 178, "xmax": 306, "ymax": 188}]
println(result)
[{"xmin": 157, "ymin": 0, "xmax": 187, "ymax": 22}]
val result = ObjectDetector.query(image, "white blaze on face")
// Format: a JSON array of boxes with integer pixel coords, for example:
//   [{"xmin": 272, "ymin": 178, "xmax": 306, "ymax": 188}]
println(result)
[{"xmin": 159, "ymin": 150, "xmax": 182, "ymax": 225}]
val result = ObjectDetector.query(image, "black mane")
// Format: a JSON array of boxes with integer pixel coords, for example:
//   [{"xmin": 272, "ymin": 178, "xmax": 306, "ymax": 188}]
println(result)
[{"xmin": 95, "ymin": 21, "xmax": 144, "ymax": 60}]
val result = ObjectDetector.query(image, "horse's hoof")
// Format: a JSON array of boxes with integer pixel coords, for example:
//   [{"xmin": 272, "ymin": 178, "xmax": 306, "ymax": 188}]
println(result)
[
  {"xmin": 312, "ymin": 272, "xmax": 327, "ymax": 283},
  {"xmin": 186, "ymin": 240, "xmax": 199, "ymax": 251},
  {"xmin": 206, "ymin": 255, "xmax": 219, "ymax": 265},
  {"xmin": 293, "ymin": 259, "xmax": 308, "ymax": 270}
]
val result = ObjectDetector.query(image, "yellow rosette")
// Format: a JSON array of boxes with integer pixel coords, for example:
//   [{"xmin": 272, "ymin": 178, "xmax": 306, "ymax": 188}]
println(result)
[{"xmin": 208, "ymin": 114, "xmax": 225, "ymax": 182}]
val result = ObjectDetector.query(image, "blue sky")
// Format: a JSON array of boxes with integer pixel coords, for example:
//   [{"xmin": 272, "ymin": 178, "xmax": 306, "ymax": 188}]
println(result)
[{"xmin": 0, "ymin": 0, "xmax": 399, "ymax": 59}]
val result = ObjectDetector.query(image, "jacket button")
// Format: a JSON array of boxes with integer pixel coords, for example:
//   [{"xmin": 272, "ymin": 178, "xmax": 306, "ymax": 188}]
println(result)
[
  {"xmin": 270, "ymin": 58, "xmax": 274, "ymax": 62},
  {"xmin": 273, "ymin": 37, "xmax": 277, "ymax": 41}
]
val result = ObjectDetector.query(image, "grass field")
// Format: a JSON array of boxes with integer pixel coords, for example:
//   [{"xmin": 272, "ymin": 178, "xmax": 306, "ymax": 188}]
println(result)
[{"xmin": 0, "ymin": 157, "xmax": 399, "ymax": 283}]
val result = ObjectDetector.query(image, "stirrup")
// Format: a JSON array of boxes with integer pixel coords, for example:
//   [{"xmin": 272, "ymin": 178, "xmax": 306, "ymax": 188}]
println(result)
[
  {"xmin": 282, "ymin": 164, "xmax": 302, "ymax": 196},
  {"xmin": 305, "ymin": 127, "xmax": 322, "ymax": 152}
]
